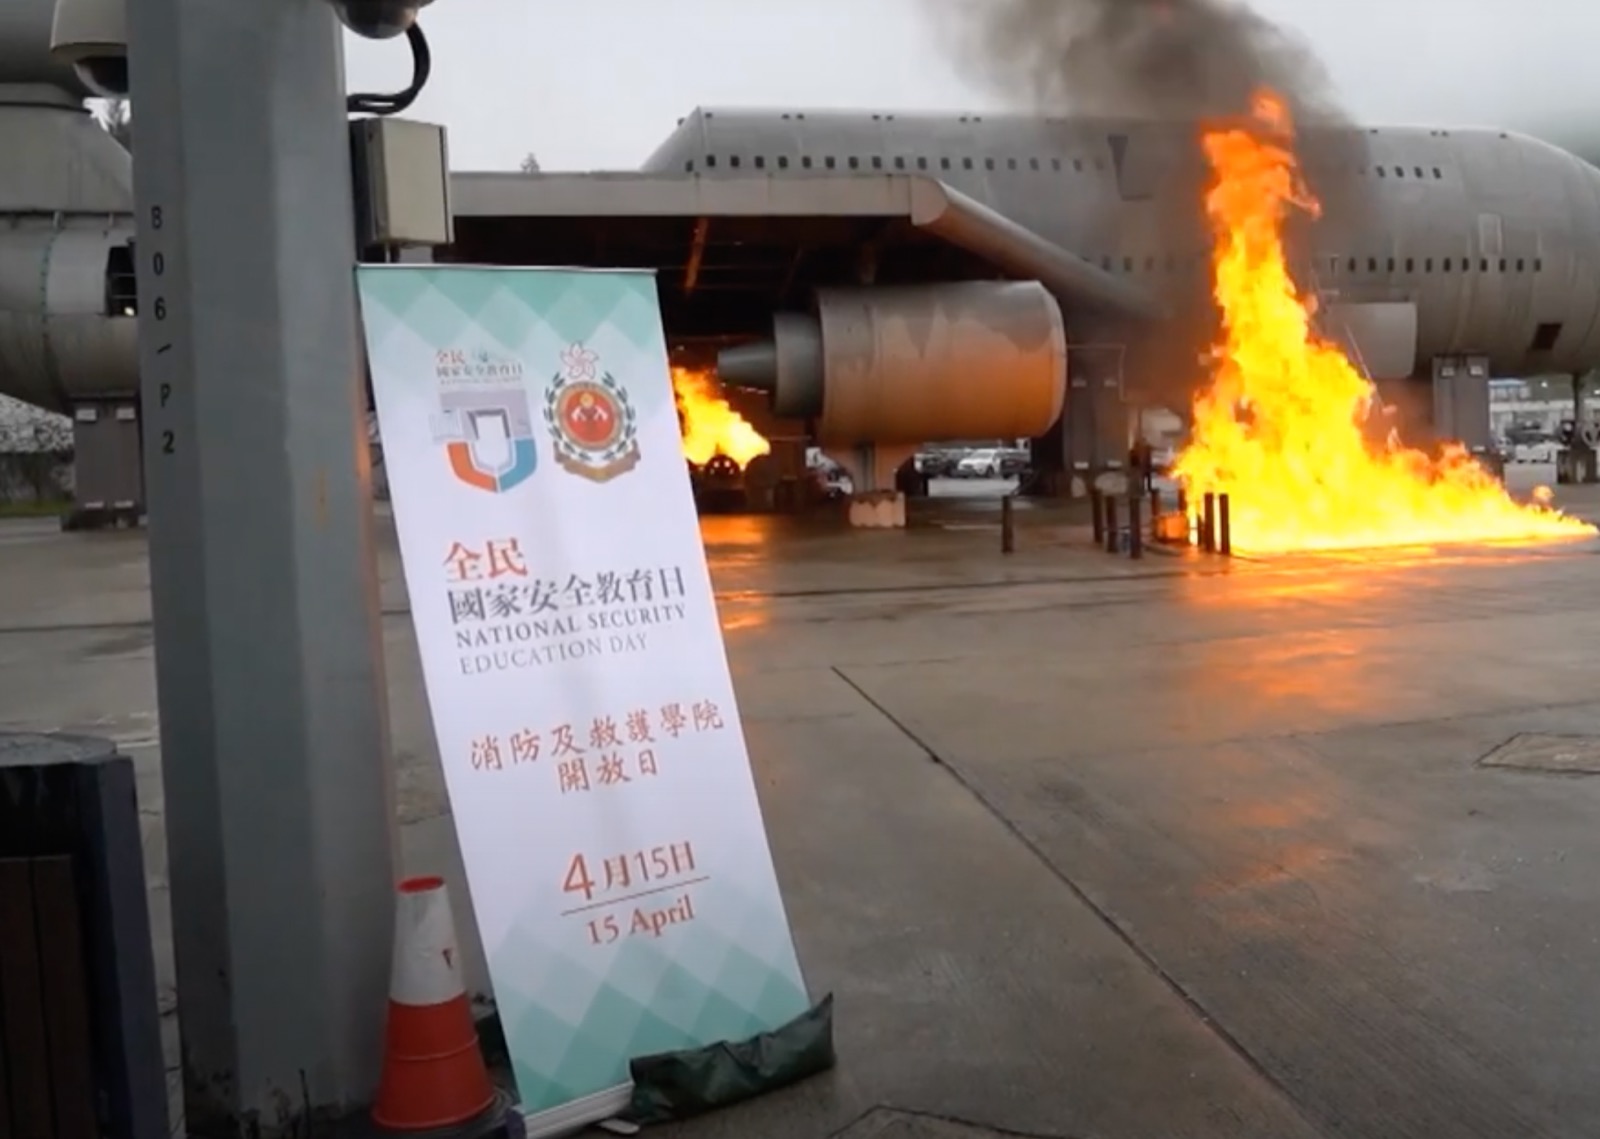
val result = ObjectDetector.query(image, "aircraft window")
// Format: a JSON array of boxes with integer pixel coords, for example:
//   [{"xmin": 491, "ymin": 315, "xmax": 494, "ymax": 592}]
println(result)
[
  {"xmin": 1008, "ymin": 158, "xmax": 1019, "ymax": 170},
  {"xmin": 1145, "ymin": 256, "xmax": 1155, "ymax": 271},
  {"xmin": 1536, "ymin": 257, "xmax": 1544, "ymax": 271},
  {"xmin": 917, "ymin": 157, "xmax": 928, "ymax": 169},
  {"xmin": 1433, "ymin": 167, "xmax": 1443, "ymax": 179},
  {"xmin": 963, "ymin": 157, "xmax": 974, "ymax": 170},
  {"xmin": 1030, "ymin": 158, "xmax": 1041, "ymax": 170},
  {"xmin": 985, "ymin": 158, "xmax": 996, "ymax": 170},
  {"xmin": 940, "ymin": 157, "xmax": 951, "ymax": 169},
  {"xmin": 825, "ymin": 156, "xmax": 836, "ymax": 169},
  {"xmin": 1405, "ymin": 258, "xmax": 1414, "ymax": 272},
  {"xmin": 778, "ymin": 155, "xmax": 790, "ymax": 169},
  {"xmin": 705, "ymin": 155, "xmax": 717, "ymax": 168},
  {"xmin": 1051, "ymin": 158, "xmax": 1062, "ymax": 171},
  {"xmin": 1387, "ymin": 257, "xmax": 1395, "ymax": 271},
  {"xmin": 1073, "ymin": 158, "xmax": 1084, "ymax": 172},
  {"xmin": 754, "ymin": 155, "xmax": 765, "ymax": 169},
  {"xmin": 1394, "ymin": 166, "xmax": 1404, "ymax": 178},
  {"xmin": 872, "ymin": 156, "xmax": 883, "ymax": 169},
  {"xmin": 1531, "ymin": 322, "xmax": 1562, "ymax": 351},
  {"xmin": 1517, "ymin": 258, "xmax": 1525, "ymax": 271},
  {"xmin": 802, "ymin": 156, "xmax": 813, "ymax": 168},
  {"xmin": 1377, "ymin": 167, "xmax": 1386, "ymax": 177},
  {"xmin": 1414, "ymin": 167, "xmax": 1424, "ymax": 178},
  {"xmin": 1101, "ymin": 255, "xmax": 1112, "ymax": 270},
  {"xmin": 1443, "ymin": 258, "xmax": 1451, "ymax": 271},
  {"xmin": 847, "ymin": 156, "xmax": 859, "ymax": 169},
  {"xmin": 1368, "ymin": 257, "xmax": 1377, "ymax": 271},
  {"xmin": 1425, "ymin": 258, "xmax": 1433, "ymax": 272},
  {"xmin": 729, "ymin": 155, "xmax": 741, "ymax": 168},
  {"xmin": 1347, "ymin": 257, "xmax": 1357, "ymax": 272},
  {"xmin": 684, "ymin": 160, "xmax": 693, "ymax": 172},
  {"xmin": 893, "ymin": 156, "xmax": 905, "ymax": 169},
  {"xmin": 1480, "ymin": 258, "xmax": 1489, "ymax": 271},
  {"xmin": 1123, "ymin": 255, "xmax": 1133, "ymax": 271},
  {"xmin": 1499, "ymin": 258, "xmax": 1507, "ymax": 271}
]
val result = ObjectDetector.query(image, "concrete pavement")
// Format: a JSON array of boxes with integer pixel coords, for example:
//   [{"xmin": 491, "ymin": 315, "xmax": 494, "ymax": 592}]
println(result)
[{"xmin": 4, "ymin": 483, "xmax": 1600, "ymax": 1138}]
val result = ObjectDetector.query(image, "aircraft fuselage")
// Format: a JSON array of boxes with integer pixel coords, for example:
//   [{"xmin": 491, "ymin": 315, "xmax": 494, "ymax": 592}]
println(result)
[{"xmin": 642, "ymin": 108, "xmax": 1600, "ymax": 381}]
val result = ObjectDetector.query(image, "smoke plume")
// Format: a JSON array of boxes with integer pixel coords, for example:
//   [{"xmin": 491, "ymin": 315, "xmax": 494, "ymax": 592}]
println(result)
[{"xmin": 931, "ymin": 0, "xmax": 1342, "ymax": 125}]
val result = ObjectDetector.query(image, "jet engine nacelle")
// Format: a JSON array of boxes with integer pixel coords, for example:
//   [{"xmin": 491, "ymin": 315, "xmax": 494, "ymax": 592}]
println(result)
[
  {"xmin": 0, "ymin": 222, "xmax": 139, "ymax": 413},
  {"xmin": 718, "ymin": 281, "xmax": 1068, "ymax": 446}
]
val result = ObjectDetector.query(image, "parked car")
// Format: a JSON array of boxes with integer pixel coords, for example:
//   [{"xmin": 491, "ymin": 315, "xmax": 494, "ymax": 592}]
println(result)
[{"xmin": 955, "ymin": 449, "xmax": 1004, "ymax": 478}]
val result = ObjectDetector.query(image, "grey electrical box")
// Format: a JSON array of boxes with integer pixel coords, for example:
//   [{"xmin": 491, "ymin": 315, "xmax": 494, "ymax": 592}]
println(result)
[{"xmin": 350, "ymin": 117, "xmax": 454, "ymax": 249}]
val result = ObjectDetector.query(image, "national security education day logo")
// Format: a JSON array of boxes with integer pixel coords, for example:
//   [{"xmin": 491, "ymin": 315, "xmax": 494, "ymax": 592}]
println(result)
[
  {"xmin": 544, "ymin": 343, "xmax": 641, "ymax": 483},
  {"xmin": 431, "ymin": 347, "xmax": 538, "ymax": 494}
]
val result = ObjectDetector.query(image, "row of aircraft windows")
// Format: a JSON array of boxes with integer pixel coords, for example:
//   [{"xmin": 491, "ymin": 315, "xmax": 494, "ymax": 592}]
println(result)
[
  {"xmin": 686, "ymin": 153, "xmax": 1450, "ymax": 181},
  {"xmin": 1096, "ymin": 253, "xmax": 1546, "ymax": 274},
  {"xmin": 689, "ymin": 153, "xmax": 1100, "ymax": 173}
]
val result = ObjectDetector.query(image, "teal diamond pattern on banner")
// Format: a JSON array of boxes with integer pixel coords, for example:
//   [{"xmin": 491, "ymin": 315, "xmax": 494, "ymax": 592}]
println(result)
[{"xmin": 488, "ymin": 875, "xmax": 809, "ymax": 1115}]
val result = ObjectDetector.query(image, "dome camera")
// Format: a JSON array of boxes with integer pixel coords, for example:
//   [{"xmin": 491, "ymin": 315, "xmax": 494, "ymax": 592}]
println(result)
[
  {"xmin": 50, "ymin": 0, "xmax": 129, "ymax": 99},
  {"xmin": 326, "ymin": 0, "xmax": 435, "ymax": 41}
]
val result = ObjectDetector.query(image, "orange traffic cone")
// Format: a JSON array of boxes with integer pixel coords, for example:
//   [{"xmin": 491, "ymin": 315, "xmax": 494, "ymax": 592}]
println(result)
[{"xmin": 373, "ymin": 876, "xmax": 498, "ymax": 1131}]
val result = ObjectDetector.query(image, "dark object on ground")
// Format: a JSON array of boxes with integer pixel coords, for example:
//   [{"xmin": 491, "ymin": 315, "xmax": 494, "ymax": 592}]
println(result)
[{"xmin": 624, "ymin": 994, "xmax": 836, "ymax": 1126}]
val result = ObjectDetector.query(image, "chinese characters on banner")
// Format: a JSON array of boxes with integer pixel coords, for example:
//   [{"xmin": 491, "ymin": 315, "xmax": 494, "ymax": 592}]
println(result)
[{"xmin": 355, "ymin": 266, "xmax": 809, "ymax": 1137}]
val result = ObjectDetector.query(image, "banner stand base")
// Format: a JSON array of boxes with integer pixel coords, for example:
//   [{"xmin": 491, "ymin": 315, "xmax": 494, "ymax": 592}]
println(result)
[{"xmin": 520, "ymin": 1084, "xmax": 632, "ymax": 1139}]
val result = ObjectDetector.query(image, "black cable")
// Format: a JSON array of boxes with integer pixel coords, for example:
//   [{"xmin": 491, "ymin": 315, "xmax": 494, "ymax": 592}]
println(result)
[{"xmin": 346, "ymin": 23, "xmax": 432, "ymax": 116}]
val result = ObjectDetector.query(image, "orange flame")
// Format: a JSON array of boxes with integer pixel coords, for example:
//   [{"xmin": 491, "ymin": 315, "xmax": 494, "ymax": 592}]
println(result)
[
  {"xmin": 1175, "ymin": 92, "xmax": 1595, "ymax": 554},
  {"xmin": 672, "ymin": 367, "xmax": 771, "ymax": 468}
]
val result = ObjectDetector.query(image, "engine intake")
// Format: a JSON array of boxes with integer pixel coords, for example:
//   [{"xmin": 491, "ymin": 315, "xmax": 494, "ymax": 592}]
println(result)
[{"xmin": 718, "ymin": 281, "xmax": 1067, "ymax": 445}]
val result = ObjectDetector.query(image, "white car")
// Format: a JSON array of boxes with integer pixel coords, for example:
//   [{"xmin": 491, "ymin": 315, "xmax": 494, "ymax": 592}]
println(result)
[{"xmin": 955, "ymin": 449, "xmax": 1002, "ymax": 478}]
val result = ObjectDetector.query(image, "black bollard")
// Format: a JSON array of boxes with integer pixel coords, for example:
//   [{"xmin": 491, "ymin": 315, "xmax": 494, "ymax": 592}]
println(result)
[
  {"xmin": 1219, "ymin": 493, "xmax": 1232, "ymax": 556},
  {"xmin": 1104, "ymin": 494, "xmax": 1119, "ymax": 554},
  {"xmin": 1202, "ymin": 492, "xmax": 1216, "ymax": 553},
  {"xmin": 1090, "ymin": 487, "xmax": 1105, "ymax": 545},
  {"xmin": 1150, "ymin": 487, "xmax": 1162, "ymax": 523},
  {"xmin": 1128, "ymin": 493, "xmax": 1143, "ymax": 559},
  {"xmin": 1001, "ymin": 494, "xmax": 1015, "ymax": 555},
  {"xmin": 1176, "ymin": 488, "xmax": 1190, "ymax": 546}
]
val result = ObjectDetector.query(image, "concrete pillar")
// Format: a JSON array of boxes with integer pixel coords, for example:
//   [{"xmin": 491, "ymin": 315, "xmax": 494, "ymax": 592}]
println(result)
[{"xmin": 126, "ymin": 0, "xmax": 396, "ymax": 1131}]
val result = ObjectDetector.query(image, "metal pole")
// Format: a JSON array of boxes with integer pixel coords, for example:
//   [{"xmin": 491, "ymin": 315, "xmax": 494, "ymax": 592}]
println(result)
[
  {"xmin": 1128, "ymin": 493, "xmax": 1142, "ymax": 559},
  {"xmin": 126, "ymin": 0, "xmax": 396, "ymax": 1129},
  {"xmin": 1219, "ymin": 493, "xmax": 1233, "ymax": 557},
  {"xmin": 1202, "ymin": 492, "xmax": 1216, "ymax": 553},
  {"xmin": 1000, "ymin": 493, "xmax": 1015, "ymax": 554},
  {"xmin": 1104, "ymin": 494, "xmax": 1119, "ymax": 554},
  {"xmin": 1176, "ymin": 488, "xmax": 1190, "ymax": 546},
  {"xmin": 1090, "ymin": 487, "xmax": 1105, "ymax": 545}
]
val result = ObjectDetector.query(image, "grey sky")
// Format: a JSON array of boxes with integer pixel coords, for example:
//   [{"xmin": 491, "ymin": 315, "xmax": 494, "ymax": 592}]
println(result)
[{"xmin": 343, "ymin": 0, "xmax": 1600, "ymax": 172}]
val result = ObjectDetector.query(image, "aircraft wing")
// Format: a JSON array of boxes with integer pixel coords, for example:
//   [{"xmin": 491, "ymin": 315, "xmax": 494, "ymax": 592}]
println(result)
[{"xmin": 446, "ymin": 172, "xmax": 1162, "ymax": 352}]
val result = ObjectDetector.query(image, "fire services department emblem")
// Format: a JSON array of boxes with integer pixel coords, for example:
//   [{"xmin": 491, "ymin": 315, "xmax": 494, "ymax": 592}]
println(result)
[{"xmin": 543, "ymin": 343, "xmax": 641, "ymax": 483}]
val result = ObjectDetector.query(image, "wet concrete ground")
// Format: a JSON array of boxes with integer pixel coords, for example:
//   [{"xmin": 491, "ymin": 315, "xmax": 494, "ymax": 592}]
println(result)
[{"xmin": 4, "ymin": 478, "xmax": 1600, "ymax": 1139}]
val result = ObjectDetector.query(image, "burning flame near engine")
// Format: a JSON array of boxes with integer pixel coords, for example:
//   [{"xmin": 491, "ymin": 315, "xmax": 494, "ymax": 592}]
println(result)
[
  {"xmin": 672, "ymin": 367, "xmax": 771, "ymax": 468},
  {"xmin": 1174, "ymin": 92, "xmax": 1595, "ymax": 554}
]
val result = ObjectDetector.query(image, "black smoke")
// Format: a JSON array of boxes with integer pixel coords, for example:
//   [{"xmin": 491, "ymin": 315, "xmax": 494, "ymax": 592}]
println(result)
[{"xmin": 930, "ymin": 0, "xmax": 1343, "ymax": 126}]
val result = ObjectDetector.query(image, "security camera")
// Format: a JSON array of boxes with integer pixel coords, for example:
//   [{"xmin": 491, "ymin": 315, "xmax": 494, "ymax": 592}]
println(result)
[
  {"xmin": 50, "ymin": 0, "xmax": 129, "ymax": 99},
  {"xmin": 326, "ymin": 0, "xmax": 435, "ymax": 40}
]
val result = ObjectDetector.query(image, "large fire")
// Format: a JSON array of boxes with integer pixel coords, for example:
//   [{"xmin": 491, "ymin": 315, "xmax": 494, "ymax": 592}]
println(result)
[
  {"xmin": 672, "ymin": 367, "xmax": 771, "ymax": 468},
  {"xmin": 1174, "ymin": 92, "xmax": 1595, "ymax": 554}
]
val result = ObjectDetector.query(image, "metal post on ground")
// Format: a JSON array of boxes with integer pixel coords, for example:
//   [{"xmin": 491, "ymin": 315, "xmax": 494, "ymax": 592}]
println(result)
[
  {"xmin": 1202, "ymin": 492, "xmax": 1216, "ymax": 553},
  {"xmin": 1128, "ymin": 493, "xmax": 1143, "ymax": 559},
  {"xmin": 1149, "ymin": 487, "xmax": 1161, "ymax": 523},
  {"xmin": 1001, "ymin": 493, "xmax": 1015, "ymax": 555},
  {"xmin": 1104, "ymin": 494, "xmax": 1119, "ymax": 554},
  {"xmin": 1091, "ymin": 487, "xmax": 1105, "ymax": 546},
  {"xmin": 125, "ymin": 0, "xmax": 396, "ymax": 1130},
  {"xmin": 1219, "ymin": 493, "xmax": 1233, "ymax": 557},
  {"xmin": 1177, "ymin": 488, "xmax": 1190, "ymax": 546}
]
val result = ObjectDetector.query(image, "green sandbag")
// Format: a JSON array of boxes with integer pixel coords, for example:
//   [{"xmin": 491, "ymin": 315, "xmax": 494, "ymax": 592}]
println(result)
[{"xmin": 624, "ymin": 994, "xmax": 836, "ymax": 1125}]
